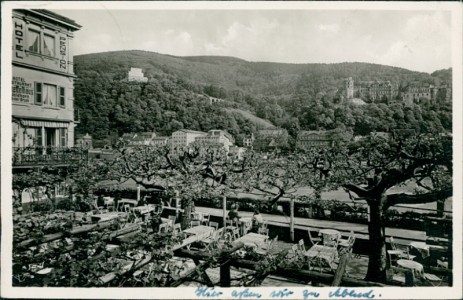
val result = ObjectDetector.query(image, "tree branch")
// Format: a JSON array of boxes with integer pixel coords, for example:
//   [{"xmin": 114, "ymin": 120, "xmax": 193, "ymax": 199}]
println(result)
[
  {"xmin": 342, "ymin": 183, "xmax": 371, "ymax": 199},
  {"xmin": 384, "ymin": 187, "xmax": 452, "ymax": 209}
]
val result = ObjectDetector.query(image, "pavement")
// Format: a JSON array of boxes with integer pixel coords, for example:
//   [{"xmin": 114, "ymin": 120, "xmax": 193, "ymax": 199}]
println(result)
[{"xmin": 195, "ymin": 206, "xmax": 427, "ymax": 245}]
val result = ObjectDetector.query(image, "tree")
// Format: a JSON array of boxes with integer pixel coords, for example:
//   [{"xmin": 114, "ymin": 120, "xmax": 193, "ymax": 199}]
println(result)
[
  {"xmin": 64, "ymin": 159, "xmax": 112, "ymax": 210},
  {"xmin": 331, "ymin": 134, "xmax": 452, "ymax": 282},
  {"xmin": 13, "ymin": 166, "xmax": 68, "ymax": 214},
  {"xmin": 107, "ymin": 143, "xmax": 248, "ymax": 229},
  {"xmin": 238, "ymin": 148, "xmax": 336, "ymax": 210}
]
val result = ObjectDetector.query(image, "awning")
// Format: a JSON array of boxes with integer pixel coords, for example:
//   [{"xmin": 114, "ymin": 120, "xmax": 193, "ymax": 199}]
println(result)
[{"xmin": 20, "ymin": 120, "xmax": 69, "ymax": 128}]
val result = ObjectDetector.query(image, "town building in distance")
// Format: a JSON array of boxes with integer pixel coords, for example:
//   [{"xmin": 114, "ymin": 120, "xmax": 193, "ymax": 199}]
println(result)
[
  {"xmin": 11, "ymin": 9, "xmax": 83, "ymax": 169},
  {"xmin": 171, "ymin": 129, "xmax": 207, "ymax": 147},
  {"xmin": 151, "ymin": 136, "xmax": 170, "ymax": 146},
  {"xmin": 128, "ymin": 67, "xmax": 148, "ymax": 82},
  {"xmin": 296, "ymin": 129, "xmax": 350, "ymax": 150},
  {"xmin": 75, "ymin": 133, "xmax": 93, "ymax": 149},
  {"xmin": 229, "ymin": 145, "xmax": 247, "ymax": 160},
  {"xmin": 243, "ymin": 133, "xmax": 255, "ymax": 148},
  {"xmin": 355, "ymin": 81, "xmax": 399, "ymax": 102},
  {"xmin": 194, "ymin": 130, "xmax": 235, "ymax": 152},
  {"xmin": 402, "ymin": 84, "xmax": 452, "ymax": 105},
  {"xmin": 345, "ymin": 77, "xmax": 354, "ymax": 99},
  {"xmin": 253, "ymin": 128, "xmax": 289, "ymax": 151}
]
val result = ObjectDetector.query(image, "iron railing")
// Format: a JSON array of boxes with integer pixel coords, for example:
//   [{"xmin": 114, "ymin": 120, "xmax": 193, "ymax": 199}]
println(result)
[{"xmin": 12, "ymin": 146, "xmax": 88, "ymax": 167}]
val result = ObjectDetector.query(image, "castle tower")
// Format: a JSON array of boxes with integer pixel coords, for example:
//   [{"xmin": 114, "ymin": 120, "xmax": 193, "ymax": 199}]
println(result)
[{"xmin": 345, "ymin": 77, "xmax": 354, "ymax": 99}]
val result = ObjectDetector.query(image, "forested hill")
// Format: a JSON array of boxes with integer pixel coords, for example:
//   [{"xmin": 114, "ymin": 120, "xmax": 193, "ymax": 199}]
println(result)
[
  {"xmin": 75, "ymin": 50, "xmax": 438, "ymax": 97},
  {"xmin": 73, "ymin": 50, "xmax": 452, "ymax": 143}
]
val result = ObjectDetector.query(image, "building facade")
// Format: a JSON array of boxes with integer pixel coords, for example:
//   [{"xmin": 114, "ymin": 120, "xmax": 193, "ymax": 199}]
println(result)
[
  {"xmin": 296, "ymin": 130, "xmax": 334, "ymax": 149},
  {"xmin": 75, "ymin": 133, "xmax": 93, "ymax": 149},
  {"xmin": 402, "ymin": 84, "xmax": 452, "ymax": 105},
  {"xmin": 253, "ymin": 129, "xmax": 289, "ymax": 151},
  {"xmin": 171, "ymin": 129, "xmax": 207, "ymax": 147},
  {"xmin": 194, "ymin": 130, "xmax": 235, "ymax": 152},
  {"xmin": 12, "ymin": 9, "xmax": 83, "ymax": 168},
  {"xmin": 127, "ymin": 132, "xmax": 156, "ymax": 146},
  {"xmin": 243, "ymin": 133, "xmax": 255, "ymax": 148},
  {"xmin": 296, "ymin": 129, "xmax": 350, "ymax": 150},
  {"xmin": 356, "ymin": 81, "xmax": 398, "ymax": 102},
  {"xmin": 151, "ymin": 136, "xmax": 170, "ymax": 146},
  {"xmin": 228, "ymin": 146, "xmax": 246, "ymax": 160},
  {"xmin": 401, "ymin": 85, "xmax": 432, "ymax": 105},
  {"xmin": 128, "ymin": 67, "xmax": 148, "ymax": 82}
]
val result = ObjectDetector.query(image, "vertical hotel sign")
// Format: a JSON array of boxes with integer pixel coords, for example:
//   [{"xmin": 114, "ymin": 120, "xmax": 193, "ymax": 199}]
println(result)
[
  {"xmin": 13, "ymin": 18, "xmax": 25, "ymax": 59},
  {"xmin": 59, "ymin": 33, "xmax": 67, "ymax": 71}
]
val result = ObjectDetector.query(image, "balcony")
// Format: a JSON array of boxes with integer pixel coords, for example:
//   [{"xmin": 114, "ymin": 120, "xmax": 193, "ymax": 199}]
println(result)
[{"xmin": 12, "ymin": 147, "xmax": 88, "ymax": 168}]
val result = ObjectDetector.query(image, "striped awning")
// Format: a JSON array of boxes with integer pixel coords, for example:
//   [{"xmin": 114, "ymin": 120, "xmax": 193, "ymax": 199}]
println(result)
[{"xmin": 21, "ymin": 120, "xmax": 69, "ymax": 128}]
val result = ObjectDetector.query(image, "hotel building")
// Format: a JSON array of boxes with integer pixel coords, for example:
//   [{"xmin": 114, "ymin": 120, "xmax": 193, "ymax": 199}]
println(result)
[{"xmin": 12, "ymin": 9, "xmax": 83, "ymax": 168}]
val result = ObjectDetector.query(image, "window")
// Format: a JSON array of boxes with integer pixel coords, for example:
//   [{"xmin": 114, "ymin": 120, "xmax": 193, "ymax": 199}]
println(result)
[
  {"xmin": 56, "ymin": 182, "xmax": 67, "ymax": 197},
  {"xmin": 43, "ymin": 34, "xmax": 55, "ymax": 57},
  {"xmin": 27, "ymin": 29, "xmax": 40, "ymax": 53},
  {"xmin": 34, "ymin": 82, "xmax": 42, "ymax": 105},
  {"xmin": 59, "ymin": 87, "xmax": 65, "ymax": 107},
  {"xmin": 59, "ymin": 128, "xmax": 67, "ymax": 147},
  {"xmin": 35, "ymin": 128, "xmax": 43, "ymax": 147},
  {"xmin": 43, "ymin": 84, "xmax": 57, "ymax": 106}
]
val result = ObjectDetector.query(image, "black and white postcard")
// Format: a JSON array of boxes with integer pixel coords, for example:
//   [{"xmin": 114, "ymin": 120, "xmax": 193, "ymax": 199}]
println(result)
[{"xmin": 1, "ymin": 1, "xmax": 462, "ymax": 299}]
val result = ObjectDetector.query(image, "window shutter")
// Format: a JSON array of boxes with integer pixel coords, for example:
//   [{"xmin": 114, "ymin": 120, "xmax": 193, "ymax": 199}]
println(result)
[
  {"xmin": 59, "ymin": 86, "xmax": 65, "ymax": 107},
  {"xmin": 34, "ymin": 82, "xmax": 42, "ymax": 105}
]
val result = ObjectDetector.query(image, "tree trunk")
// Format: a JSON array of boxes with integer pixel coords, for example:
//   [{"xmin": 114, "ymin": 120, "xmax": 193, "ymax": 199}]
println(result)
[
  {"xmin": 365, "ymin": 201, "xmax": 387, "ymax": 283},
  {"xmin": 436, "ymin": 199, "xmax": 445, "ymax": 218},
  {"xmin": 181, "ymin": 198, "xmax": 193, "ymax": 230}
]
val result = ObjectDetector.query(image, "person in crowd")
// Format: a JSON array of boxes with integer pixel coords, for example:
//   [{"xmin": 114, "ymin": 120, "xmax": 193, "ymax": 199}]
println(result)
[
  {"xmin": 251, "ymin": 209, "xmax": 264, "ymax": 233},
  {"xmin": 228, "ymin": 204, "xmax": 240, "ymax": 224},
  {"xmin": 150, "ymin": 211, "xmax": 162, "ymax": 233}
]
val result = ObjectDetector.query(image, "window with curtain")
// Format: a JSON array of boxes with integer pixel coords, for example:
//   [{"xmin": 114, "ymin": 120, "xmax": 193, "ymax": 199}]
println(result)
[
  {"xmin": 27, "ymin": 29, "xmax": 40, "ymax": 53},
  {"xmin": 43, "ymin": 34, "xmax": 55, "ymax": 57},
  {"xmin": 43, "ymin": 84, "xmax": 57, "ymax": 106}
]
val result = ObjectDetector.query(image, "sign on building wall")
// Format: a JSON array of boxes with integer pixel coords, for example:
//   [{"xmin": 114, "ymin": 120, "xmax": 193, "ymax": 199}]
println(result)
[
  {"xmin": 59, "ymin": 34, "xmax": 67, "ymax": 71},
  {"xmin": 12, "ymin": 76, "xmax": 33, "ymax": 103},
  {"xmin": 13, "ymin": 18, "xmax": 26, "ymax": 59}
]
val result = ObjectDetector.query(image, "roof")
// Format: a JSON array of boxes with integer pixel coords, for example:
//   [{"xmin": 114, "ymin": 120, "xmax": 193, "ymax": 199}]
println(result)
[
  {"xmin": 175, "ymin": 129, "xmax": 207, "ymax": 135},
  {"xmin": 139, "ymin": 132, "xmax": 156, "ymax": 138},
  {"xmin": 26, "ymin": 9, "xmax": 81, "ymax": 30}
]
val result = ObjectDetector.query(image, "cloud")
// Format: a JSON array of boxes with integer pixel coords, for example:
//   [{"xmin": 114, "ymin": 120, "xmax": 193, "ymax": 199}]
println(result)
[
  {"xmin": 74, "ymin": 33, "xmax": 114, "ymax": 54},
  {"xmin": 142, "ymin": 30, "xmax": 194, "ymax": 56},
  {"xmin": 374, "ymin": 11, "xmax": 451, "ymax": 72},
  {"xmin": 318, "ymin": 24, "xmax": 339, "ymax": 33}
]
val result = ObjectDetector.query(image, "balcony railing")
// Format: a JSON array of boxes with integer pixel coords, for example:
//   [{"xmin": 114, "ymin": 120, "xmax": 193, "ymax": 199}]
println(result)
[{"xmin": 13, "ymin": 146, "xmax": 88, "ymax": 167}]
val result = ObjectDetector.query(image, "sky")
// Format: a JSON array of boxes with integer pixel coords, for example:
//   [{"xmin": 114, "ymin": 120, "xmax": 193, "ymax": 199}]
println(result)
[{"xmin": 54, "ymin": 9, "xmax": 452, "ymax": 73}]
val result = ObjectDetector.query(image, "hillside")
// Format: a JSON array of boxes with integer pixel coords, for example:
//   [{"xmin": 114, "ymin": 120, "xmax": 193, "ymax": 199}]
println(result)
[
  {"xmin": 74, "ymin": 50, "xmax": 439, "ymax": 97},
  {"xmin": 73, "ymin": 50, "xmax": 452, "ymax": 142},
  {"xmin": 225, "ymin": 108, "xmax": 275, "ymax": 129}
]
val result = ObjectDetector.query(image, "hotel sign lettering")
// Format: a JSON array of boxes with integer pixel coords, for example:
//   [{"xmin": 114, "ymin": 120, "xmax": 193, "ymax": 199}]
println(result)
[
  {"xmin": 13, "ymin": 19, "xmax": 25, "ymax": 59},
  {"xmin": 12, "ymin": 76, "xmax": 33, "ymax": 103},
  {"xmin": 59, "ymin": 35, "xmax": 67, "ymax": 71}
]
